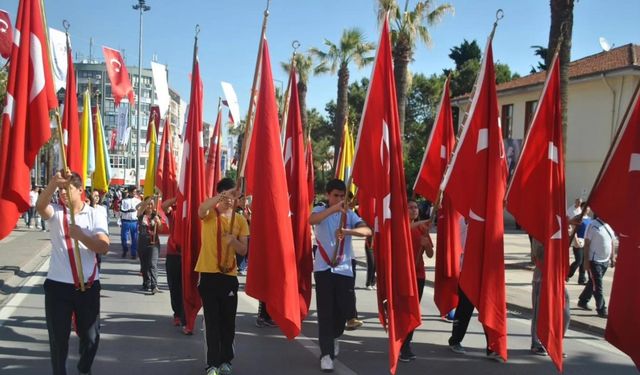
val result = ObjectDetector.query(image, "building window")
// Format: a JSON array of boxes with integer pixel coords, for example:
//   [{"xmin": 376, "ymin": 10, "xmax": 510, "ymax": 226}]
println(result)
[
  {"xmin": 501, "ymin": 104, "xmax": 513, "ymax": 139},
  {"xmin": 524, "ymin": 100, "xmax": 538, "ymax": 135}
]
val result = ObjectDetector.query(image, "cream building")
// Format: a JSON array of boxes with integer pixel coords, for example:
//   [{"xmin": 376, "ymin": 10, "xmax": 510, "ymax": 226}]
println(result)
[{"xmin": 453, "ymin": 44, "xmax": 640, "ymax": 204}]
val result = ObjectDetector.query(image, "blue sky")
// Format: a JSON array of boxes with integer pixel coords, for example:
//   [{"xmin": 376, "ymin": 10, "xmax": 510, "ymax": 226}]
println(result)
[{"xmin": 3, "ymin": 0, "xmax": 639, "ymax": 124}]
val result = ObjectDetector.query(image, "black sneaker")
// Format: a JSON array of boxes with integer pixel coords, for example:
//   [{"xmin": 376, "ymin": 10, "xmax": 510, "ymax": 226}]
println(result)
[
  {"xmin": 597, "ymin": 310, "xmax": 608, "ymax": 318},
  {"xmin": 531, "ymin": 346, "xmax": 548, "ymax": 356},
  {"xmin": 399, "ymin": 350, "xmax": 417, "ymax": 362},
  {"xmin": 577, "ymin": 301, "xmax": 592, "ymax": 311}
]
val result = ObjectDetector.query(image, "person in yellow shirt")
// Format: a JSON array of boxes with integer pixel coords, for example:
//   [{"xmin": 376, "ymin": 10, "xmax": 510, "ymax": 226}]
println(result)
[{"xmin": 196, "ymin": 178, "xmax": 249, "ymax": 375}]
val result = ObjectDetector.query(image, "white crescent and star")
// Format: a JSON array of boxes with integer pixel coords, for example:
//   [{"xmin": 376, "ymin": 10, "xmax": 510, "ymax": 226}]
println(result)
[
  {"xmin": 110, "ymin": 58, "xmax": 122, "ymax": 73},
  {"xmin": 629, "ymin": 153, "xmax": 640, "ymax": 172}
]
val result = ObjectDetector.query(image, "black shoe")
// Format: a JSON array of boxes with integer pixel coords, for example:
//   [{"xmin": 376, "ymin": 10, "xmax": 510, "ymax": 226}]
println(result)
[
  {"xmin": 597, "ymin": 310, "xmax": 608, "ymax": 318},
  {"xmin": 399, "ymin": 350, "xmax": 417, "ymax": 362},
  {"xmin": 531, "ymin": 346, "xmax": 548, "ymax": 356},
  {"xmin": 577, "ymin": 301, "xmax": 592, "ymax": 311},
  {"xmin": 121, "ymin": 252, "xmax": 128, "ymax": 258}
]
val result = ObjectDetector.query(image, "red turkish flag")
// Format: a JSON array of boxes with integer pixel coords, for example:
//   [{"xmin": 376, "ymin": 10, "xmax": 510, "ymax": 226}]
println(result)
[
  {"xmin": 282, "ymin": 65, "xmax": 313, "ymax": 319},
  {"xmin": 175, "ymin": 43, "xmax": 206, "ymax": 333},
  {"xmin": 102, "ymin": 46, "xmax": 134, "ymax": 107},
  {"xmin": 605, "ymin": 237, "xmax": 640, "ymax": 370},
  {"xmin": 352, "ymin": 18, "xmax": 421, "ymax": 374},
  {"xmin": 244, "ymin": 110, "xmax": 258, "ymax": 197},
  {"xmin": 414, "ymin": 78, "xmax": 462, "ymax": 317},
  {"xmin": 245, "ymin": 38, "xmax": 301, "ymax": 339},
  {"xmin": 146, "ymin": 105, "xmax": 161, "ymax": 144},
  {"xmin": 205, "ymin": 107, "xmax": 223, "ymax": 197},
  {"xmin": 156, "ymin": 114, "xmax": 177, "ymax": 200},
  {"xmin": 506, "ymin": 56, "xmax": 567, "ymax": 371},
  {"xmin": 305, "ymin": 135, "xmax": 315, "ymax": 207},
  {"xmin": 589, "ymin": 84, "xmax": 640, "ymax": 241},
  {"xmin": 0, "ymin": 9, "xmax": 12, "ymax": 59},
  {"xmin": 0, "ymin": 0, "xmax": 57, "ymax": 239},
  {"xmin": 590, "ymin": 83, "xmax": 640, "ymax": 370},
  {"xmin": 61, "ymin": 35, "xmax": 81, "ymax": 176},
  {"xmin": 440, "ymin": 38, "xmax": 508, "ymax": 361}
]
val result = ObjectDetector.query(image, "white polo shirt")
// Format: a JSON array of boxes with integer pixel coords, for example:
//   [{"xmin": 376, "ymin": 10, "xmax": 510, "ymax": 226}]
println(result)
[
  {"xmin": 312, "ymin": 206, "xmax": 364, "ymax": 277},
  {"xmin": 120, "ymin": 196, "xmax": 141, "ymax": 220},
  {"xmin": 585, "ymin": 219, "xmax": 615, "ymax": 263},
  {"xmin": 46, "ymin": 203, "xmax": 109, "ymax": 284},
  {"xmin": 29, "ymin": 191, "xmax": 38, "ymax": 207}
]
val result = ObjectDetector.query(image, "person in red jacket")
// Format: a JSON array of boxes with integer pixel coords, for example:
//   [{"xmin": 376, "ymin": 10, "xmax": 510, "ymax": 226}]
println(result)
[{"xmin": 400, "ymin": 199, "xmax": 434, "ymax": 362}]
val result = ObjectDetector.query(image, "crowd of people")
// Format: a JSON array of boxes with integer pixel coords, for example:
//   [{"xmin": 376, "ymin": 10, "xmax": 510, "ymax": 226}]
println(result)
[{"xmin": 31, "ymin": 171, "xmax": 619, "ymax": 375}]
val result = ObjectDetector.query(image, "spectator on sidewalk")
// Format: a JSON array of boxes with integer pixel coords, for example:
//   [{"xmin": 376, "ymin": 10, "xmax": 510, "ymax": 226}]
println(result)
[
  {"xmin": 530, "ymin": 238, "xmax": 570, "ymax": 356},
  {"xmin": 37, "ymin": 187, "xmax": 47, "ymax": 231},
  {"xmin": 566, "ymin": 198, "xmax": 582, "ymax": 221},
  {"xmin": 309, "ymin": 179, "xmax": 372, "ymax": 372},
  {"xmin": 196, "ymin": 178, "xmax": 249, "ymax": 375},
  {"xmin": 137, "ymin": 197, "xmax": 162, "ymax": 294},
  {"xmin": 567, "ymin": 203, "xmax": 592, "ymax": 285},
  {"xmin": 364, "ymin": 236, "xmax": 376, "ymax": 290},
  {"xmin": 90, "ymin": 191, "xmax": 108, "ymax": 270},
  {"xmin": 578, "ymin": 217, "xmax": 617, "ymax": 318},
  {"xmin": 400, "ymin": 199, "xmax": 433, "ymax": 362},
  {"xmin": 119, "ymin": 186, "xmax": 141, "ymax": 259},
  {"xmin": 26, "ymin": 185, "xmax": 38, "ymax": 228},
  {"xmin": 36, "ymin": 171, "xmax": 109, "ymax": 375}
]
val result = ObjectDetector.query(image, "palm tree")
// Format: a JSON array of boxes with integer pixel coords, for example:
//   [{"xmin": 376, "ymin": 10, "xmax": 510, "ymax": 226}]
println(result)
[
  {"xmin": 378, "ymin": 0, "xmax": 454, "ymax": 134},
  {"xmin": 310, "ymin": 28, "xmax": 375, "ymax": 168},
  {"xmin": 281, "ymin": 52, "xmax": 314, "ymax": 131},
  {"xmin": 547, "ymin": 0, "xmax": 574, "ymax": 155}
]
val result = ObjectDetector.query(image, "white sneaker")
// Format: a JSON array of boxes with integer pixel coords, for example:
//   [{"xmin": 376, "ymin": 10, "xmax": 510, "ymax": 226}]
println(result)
[
  {"xmin": 320, "ymin": 355, "xmax": 334, "ymax": 372},
  {"xmin": 334, "ymin": 338, "xmax": 340, "ymax": 357}
]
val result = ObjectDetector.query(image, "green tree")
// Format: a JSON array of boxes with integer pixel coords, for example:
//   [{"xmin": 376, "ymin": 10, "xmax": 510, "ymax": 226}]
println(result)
[
  {"xmin": 403, "ymin": 73, "xmax": 446, "ymax": 190},
  {"xmin": 281, "ymin": 52, "xmax": 314, "ymax": 130},
  {"xmin": 548, "ymin": 0, "xmax": 574, "ymax": 154},
  {"xmin": 448, "ymin": 39, "xmax": 481, "ymax": 70},
  {"xmin": 378, "ymin": 0, "xmax": 454, "ymax": 135},
  {"xmin": 310, "ymin": 28, "xmax": 375, "ymax": 169},
  {"xmin": 530, "ymin": 45, "xmax": 548, "ymax": 73},
  {"xmin": 306, "ymin": 108, "xmax": 333, "ymax": 193},
  {"xmin": 448, "ymin": 40, "xmax": 520, "ymax": 97},
  {"xmin": 0, "ymin": 66, "xmax": 7, "ymax": 110}
]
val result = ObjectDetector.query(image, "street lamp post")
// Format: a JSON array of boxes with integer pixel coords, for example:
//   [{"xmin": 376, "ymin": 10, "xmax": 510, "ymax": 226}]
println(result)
[{"xmin": 132, "ymin": 0, "xmax": 150, "ymax": 188}]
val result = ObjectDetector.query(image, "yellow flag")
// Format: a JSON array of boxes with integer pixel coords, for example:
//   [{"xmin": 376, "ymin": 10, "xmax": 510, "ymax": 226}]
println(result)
[
  {"xmin": 335, "ymin": 121, "xmax": 356, "ymax": 196},
  {"xmin": 143, "ymin": 120, "xmax": 158, "ymax": 198},
  {"xmin": 80, "ymin": 90, "xmax": 95, "ymax": 188},
  {"xmin": 92, "ymin": 105, "xmax": 112, "ymax": 192}
]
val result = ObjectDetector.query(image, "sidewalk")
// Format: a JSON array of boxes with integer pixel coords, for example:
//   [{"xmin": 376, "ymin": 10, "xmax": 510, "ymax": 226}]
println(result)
[
  {"xmin": 351, "ymin": 227, "xmax": 614, "ymax": 337},
  {"xmin": 0, "ymin": 221, "xmax": 51, "ymax": 308}
]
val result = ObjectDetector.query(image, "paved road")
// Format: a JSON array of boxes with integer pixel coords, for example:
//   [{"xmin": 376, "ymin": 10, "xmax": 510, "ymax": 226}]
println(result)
[{"xmin": 0, "ymin": 222, "xmax": 635, "ymax": 374}]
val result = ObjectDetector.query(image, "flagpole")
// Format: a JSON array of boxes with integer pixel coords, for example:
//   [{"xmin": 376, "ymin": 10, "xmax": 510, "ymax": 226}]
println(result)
[
  {"xmin": 280, "ymin": 41, "xmax": 300, "ymax": 147},
  {"xmin": 224, "ymin": 1, "xmax": 271, "ymax": 271},
  {"xmin": 437, "ymin": 9, "xmax": 503, "ymax": 208},
  {"xmin": 237, "ymin": 0, "xmax": 271, "ymax": 182},
  {"xmin": 52, "ymin": 21, "xmax": 86, "ymax": 292}
]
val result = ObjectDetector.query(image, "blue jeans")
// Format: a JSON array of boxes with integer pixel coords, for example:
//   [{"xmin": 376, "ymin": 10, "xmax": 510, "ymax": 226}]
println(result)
[{"xmin": 121, "ymin": 220, "xmax": 138, "ymax": 257}]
